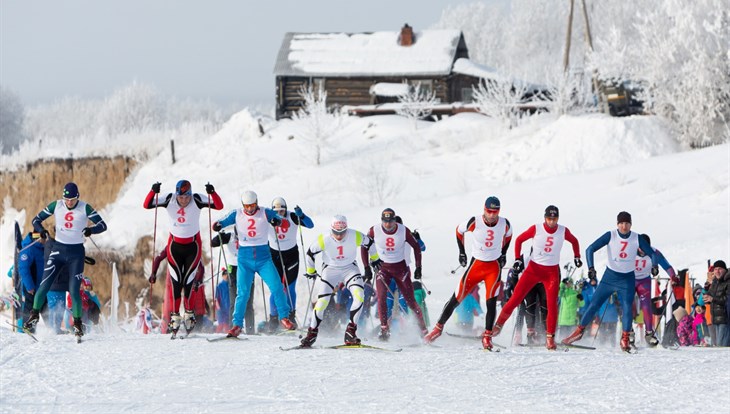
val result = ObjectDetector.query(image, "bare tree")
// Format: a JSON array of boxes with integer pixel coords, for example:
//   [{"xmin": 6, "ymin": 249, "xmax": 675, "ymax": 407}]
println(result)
[
  {"xmin": 472, "ymin": 79, "xmax": 530, "ymax": 128},
  {"xmin": 396, "ymin": 83, "xmax": 438, "ymax": 130},
  {"xmin": 291, "ymin": 84, "xmax": 344, "ymax": 166}
]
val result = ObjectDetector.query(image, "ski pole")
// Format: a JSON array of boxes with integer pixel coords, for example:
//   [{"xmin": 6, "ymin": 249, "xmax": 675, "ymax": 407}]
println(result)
[
  {"xmin": 17, "ymin": 239, "xmax": 42, "ymax": 255},
  {"xmin": 298, "ymin": 220, "xmax": 311, "ymax": 322},
  {"xmin": 274, "ymin": 230, "xmax": 298, "ymax": 326},
  {"xmin": 450, "ymin": 264, "xmax": 464, "ymax": 274},
  {"xmin": 418, "ymin": 280, "xmax": 432, "ymax": 295},
  {"xmin": 261, "ymin": 278, "xmax": 268, "ymax": 322},
  {"xmin": 149, "ymin": 192, "xmax": 159, "ymax": 307},
  {"xmin": 590, "ymin": 294, "xmax": 611, "ymax": 347},
  {"xmin": 87, "ymin": 236, "xmax": 112, "ymax": 265},
  {"xmin": 302, "ymin": 273, "xmax": 317, "ymax": 330},
  {"xmin": 207, "ymin": 183, "xmax": 215, "ymax": 323}
]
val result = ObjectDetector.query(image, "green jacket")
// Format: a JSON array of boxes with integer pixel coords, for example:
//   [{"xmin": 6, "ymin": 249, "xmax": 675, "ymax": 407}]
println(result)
[{"xmin": 558, "ymin": 282, "xmax": 584, "ymax": 326}]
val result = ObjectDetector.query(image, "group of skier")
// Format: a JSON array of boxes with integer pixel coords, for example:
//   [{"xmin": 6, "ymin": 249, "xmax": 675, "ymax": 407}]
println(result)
[{"xmin": 20, "ymin": 180, "xmax": 700, "ymax": 352}]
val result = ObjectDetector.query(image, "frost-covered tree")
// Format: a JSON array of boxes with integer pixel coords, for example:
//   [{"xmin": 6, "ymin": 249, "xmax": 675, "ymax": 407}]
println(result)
[
  {"xmin": 472, "ymin": 79, "xmax": 530, "ymax": 128},
  {"xmin": 292, "ymin": 84, "xmax": 345, "ymax": 166},
  {"xmin": 98, "ymin": 80, "xmax": 164, "ymax": 137},
  {"xmin": 396, "ymin": 83, "xmax": 438, "ymax": 130},
  {"xmin": 0, "ymin": 86, "xmax": 26, "ymax": 154}
]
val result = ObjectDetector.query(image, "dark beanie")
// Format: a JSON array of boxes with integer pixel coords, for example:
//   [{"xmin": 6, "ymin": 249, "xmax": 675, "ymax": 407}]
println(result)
[
  {"xmin": 544, "ymin": 205, "xmax": 559, "ymax": 218},
  {"xmin": 617, "ymin": 211, "xmax": 632, "ymax": 224},
  {"xmin": 713, "ymin": 260, "xmax": 727, "ymax": 270}
]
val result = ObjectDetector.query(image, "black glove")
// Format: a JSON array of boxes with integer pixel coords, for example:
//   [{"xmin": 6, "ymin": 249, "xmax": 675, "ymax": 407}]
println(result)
[
  {"xmin": 574, "ymin": 257, "xmax": 583, "ymax": 268},
  {"xmin": 82, "ymin": 227, "xmax": 93, "ymax": 237},
  {"xmin": 363, "ymin": 267, "xmax": 373, "ymax": 283},
  {"xmin": 294, "ymin": 206, "xmax": 304, "ymax": 218},
  {"xmin": 39, "ymin": 229, "xmax": 49, "ymax": 240},
  {"xmin": 412, "ymin": 230, "xmax": 421, "ymax": 240},
  {"xmin": 577, "ymin": 293, "xmax": 584, "ymax": 301},
  {"xmin": 497, "ymin": 254, "xmax": 506, "ymax": 269},
  {"xmin": 512, "ymin": 259, "xmax": 524, "ymax": 275},
  {"xmin": 269, "ymin": 216, "xmax": 282, "ymax": 227},
  {"xmin": 458, "ymin": 253, "xmax": 467, "ymax": 267},
  {"xmin": 651, "ymin": 266, "xmax": 659, "ymax": 276},
  {"xmin": 414, "ymin": 267, "xmax": 422, "ymax": 280},
  {"xmin": 304, "ymin": 271, "xmax": 318, "ymax": 280},
  {"xmin": 151, "ymin": 182, "xmax": 161, "ymax": 194},
  {"xmin": 212, "ymin": 222, "xmax": 222, "ymax": 232},
  {"xmin": 508, "ymin": 270, "xmax": 519, "ymax": 288},
  {"xmin": 205, "ymin": 183, "xmax": 215, "ymax": 194},
  {"xmin": 148, "ymin": 273, "xmax": 156, "ymax": 284},
  {"xmin": 371, "ymin": 259, "xmax": 383, "ymax": 272},
  {"xmin": 588, "ymin": 267, "xmax": 597, "ymax": 280}
]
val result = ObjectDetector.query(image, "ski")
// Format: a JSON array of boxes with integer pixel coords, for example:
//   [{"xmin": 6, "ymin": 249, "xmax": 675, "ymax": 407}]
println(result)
[
  {"xmin": 482, "ymin": 347, "xmax": 501, "ymax": 353},
  {"xmin": 559, "ymin": 343, "xmax": 596, "ymax": 350},
  {"xmin": 279, "ymin": 345, "xmax": 320, "ymax": 351},
  {"xmin": 206, "ymin": 336, "xmax": 249, "ymax": 342},
  {"xmin": 446, "ymin": 331, "xmax": 480, "ymax": 339},
  {"xmin": 327, "ymin": 344, "xmax": 402, "ymax": 352}
]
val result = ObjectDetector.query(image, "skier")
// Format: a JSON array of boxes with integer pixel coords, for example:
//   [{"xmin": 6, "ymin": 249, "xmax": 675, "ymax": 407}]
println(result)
[
  {"xmin": 385, "ymin": 216, "xmax": 426, "ymax": 325},
  {"xmin": 267, "ymin": 197, "xmax": 314, "ymax": 331},
  {"xmin": 148, "ymin": 248, "xmax": 205, "ymax": 333},
  {"xmin": 17, "ymin": 232, "xmax": 44, "ymax": 330},
  {"xmin": 144, "ymin": 180, "xmax": 222, "ymax": 337},
  {"xmin": 23, "ymin": 182, "xmax": 107, "ymax": 340},
  {"xmin": 212, "ymin": 190, "xmax": 295, "ymax": 337},
  {"xmin": 211, "ymin": 230, "xmax": 256, "ymax": 334},
  {"xmin": 634, "ymin": 233, "xmax": 677, "ymax": 346},
  {"xmin": 424, "ymin": 196, "xmax": 512, "ymax": 349},
  {"xmin": 491, "ymin": 205, "xmax": 582, "ymax": 350},
  {"xmin": 299, "ymin": 215, "xmax": 372, "ymax": 347},
  {"xmin": 562, "ymin": 211, "xmax": 656, "ymax": 351},
  {"xmin": 362, "ymin": 208, "xmax": 427, "ymax": 340}
]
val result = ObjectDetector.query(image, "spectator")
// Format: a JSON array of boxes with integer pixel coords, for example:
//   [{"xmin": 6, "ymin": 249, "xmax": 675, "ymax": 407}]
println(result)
[
  {"xmin": 455, "ymin": 287, "xmax": 482, "ymax": 334},
  {"xmin": 675, "ymin": 306, "xmax": 696, "ymax": 346},
  {"xmin": 692, "ymin": 304, "xmax": 708, "ymax": 346},
  {"xmin": 703, "ymin": 260, "xmax": 729, "ymax": 346},
  {"xmin": 216, "ymin": 269, "xmax": 230, "ymax": 333},
  {"xmin": 558, "ymin": 278, "xmax": 584, "ymax": 338}
]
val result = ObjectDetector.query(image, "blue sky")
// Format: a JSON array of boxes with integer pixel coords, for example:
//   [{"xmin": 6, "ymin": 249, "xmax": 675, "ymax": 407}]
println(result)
[{"xmin": 1, "ymin": 0, "xmax": 477, "ymax": 107}]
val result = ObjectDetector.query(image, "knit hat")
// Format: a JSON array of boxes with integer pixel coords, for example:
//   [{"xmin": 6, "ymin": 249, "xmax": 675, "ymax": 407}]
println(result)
[
  {"xmin": 617, "ymin": 211, "xmax": 632, "ymax": 224},
  {"xmin": 63, "ymin": 182, "xmax": 79, "ymax": 199},
  {"xmin": 712, "ymin": 260, "xmax": 727, "ymax": 270},
  {"xmin": 673, "ymin": 306, "xmax": 688, "ymax": 321}
]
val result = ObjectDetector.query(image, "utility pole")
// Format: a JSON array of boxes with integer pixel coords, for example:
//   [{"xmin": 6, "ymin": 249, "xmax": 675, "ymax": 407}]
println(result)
[{"xmin": 563, "ymin": 0, "xmax": 575, "ymax": 74}]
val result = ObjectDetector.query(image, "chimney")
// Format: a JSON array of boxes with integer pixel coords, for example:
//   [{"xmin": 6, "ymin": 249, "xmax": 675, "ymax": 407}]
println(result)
[{"xmin": 399, "ymin": 23, "xmax": 414, "ymax": 46}]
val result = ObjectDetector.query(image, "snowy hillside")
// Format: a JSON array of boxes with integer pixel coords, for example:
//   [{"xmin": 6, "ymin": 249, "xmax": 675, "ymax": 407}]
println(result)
[{"xmin": 1, "ymin": 111, "xmax": 729, "ymax": 413}]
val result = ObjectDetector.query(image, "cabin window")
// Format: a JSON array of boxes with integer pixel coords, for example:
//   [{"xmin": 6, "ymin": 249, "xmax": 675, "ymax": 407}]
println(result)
[{"xmin": 461, "ymin": 88, "xmax": 475, "ymax": 103}]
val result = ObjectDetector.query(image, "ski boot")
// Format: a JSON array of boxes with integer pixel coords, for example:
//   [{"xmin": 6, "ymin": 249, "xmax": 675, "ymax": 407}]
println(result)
[
  {"xmin": 300, "ymin": 327, "xmax": 318, "ymax": 348},
  {"xmin": 423, "ymin": 323, "xmax": 444, "ymax": 343},
  {"xmin": 378, "ymin": 325, "xmax": 390, "ymax": 341},
  {"xmin": 491, "ymin": 323, "xmax": 503, "ymax": 337},
  {"xmin": 526, "ymin": 328, "xmax": 539, "ymax": 345},
  {"xmin": 183, "ymin": 310, "xmax": 196, "ymax": 333},
  {"xmin": 169, "ymin": 312, "xmax": 182, "ymax": 338},
  {"xmin": 73, "ymin": 317, "xmax": 84, "ymax": 339},
  {"xmin": 227, "ymin": 325, "xmax": 242, "ymax": 338},
  {"xmin": 629, "ymin": 330, "xmax": 636, "ymax": 349},
  {"xmin": 279, "ymin": 317, "xmax": 295, "ymax": 331},
  {"xmin": 481, "ymin": 330, "xmax": 494, "ymax": 350},
  {"xmin": 344, "ymin": 322, "xmax": 361, "ymax": 345},
  {"xmin": 288, "ymin": 311, "xmax": 299, "ymax": 330},
  {"xmin": 546, "ymin": 334, "xmax": 557, "ymax": 350},
  {"xmin": 620, "ymin": 331, "xmax": 632, "ymax": 352},
  {"xmin": 561, "ymin": 325, "xmax": 585, "ymax": 345},
  {"xmin": 645, "ymin": 330, "xmax": 659, "ymax": 347},
  {"xmin": 23, "ymin": 309, "xmax": 40, "ymax": 333},
  {"xmin": 267, "ymin": 316, "xmax": 279, "ymax": 334}
]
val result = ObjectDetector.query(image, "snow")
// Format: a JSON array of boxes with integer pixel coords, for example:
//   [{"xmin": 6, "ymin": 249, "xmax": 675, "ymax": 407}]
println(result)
[
  {"xmin": 369, "ymin": 82, "xmax": 410, "ymax": 97},
  {"xmin": 1, "ymin": 110, "xmax": 729, "ymax": 413},
  {"xmin": 276, "ymin": 30, "xmax": 463, "ymax": 76}
]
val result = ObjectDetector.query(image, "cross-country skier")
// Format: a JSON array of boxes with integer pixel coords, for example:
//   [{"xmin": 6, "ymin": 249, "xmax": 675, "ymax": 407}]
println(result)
[
  {"xmin": 144, "ymin": 180, "xmax": 223, "ymax": 336},
  {"xmin": 362, "ymin": 208, "xmax": 427, "ymax": 340},
  {"xmin": 633, "ymin": 233, "xmax": 677, "ymax": 347},
  {"xmin": 385, "ymin": 216, "xmax": 426, "ymax": 325},
  {"xmin": 23, "ymin": 182, "xmax": 107, "ymax": 340},
  {"xmin": 424, "ymin": 196, "xmax": 512, "ymax": 349},
  {"xmin": 299, "ymin": 215, "xmax": 372, "ymax": 347},
  {"xmin": 562, "ymin": 211, "xmax": 655, "ymax": 351},
  {"xmin": 211, "ymin": 231, "xmax": 256, "ymax": 334},
  {"xmin": 267, "ymin": 197, "xmax": 314, "ymax": 331},
  {"xmin": 148, "ymin": 249, "xmax": 204, "ymax": 334},
  {"xmin": 491, "ymin": 205, "xmax": 582, "ymax": 350},
  {"xmin": 212, "ymin": 190, "xmax": 295, "ymax": 337}
]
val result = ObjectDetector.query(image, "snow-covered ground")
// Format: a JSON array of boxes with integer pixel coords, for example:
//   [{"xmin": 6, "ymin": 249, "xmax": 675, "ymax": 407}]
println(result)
[{"xmin": 1, "ymin": 111, "xmax": 729, "ymax": 413}]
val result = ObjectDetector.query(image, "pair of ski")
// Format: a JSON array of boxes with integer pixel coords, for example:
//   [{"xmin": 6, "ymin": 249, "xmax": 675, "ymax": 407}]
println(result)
[{"xmin": 280, "ymin": 343, "xmax": 403, "ymax": 352}]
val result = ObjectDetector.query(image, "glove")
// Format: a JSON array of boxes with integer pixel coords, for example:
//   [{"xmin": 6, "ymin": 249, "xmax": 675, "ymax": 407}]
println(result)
[
  {"xmin": 39, "ymin": 229, "xmax": 49, "ymax": 240},
  {"xmin": 459, "ymin": 253, "xmax": 467, "ymax": 267},
  {"xmin": 82, "ymin": 227, "xmax": 93, "ymax": 237},
  {"xmin": 588, "ymin": 267, "xmax": 597, "ymax": 280},
  {"xmin": 269, "ymin": 216, "xmax": 282, "ymax": 227},
  {"xmin": 294, "ymin": 205, "xmax": 304, "ymax": 218},
  {"xmin": 363, "ymin": 267, "xmax": 373, "ymax": 283},
  {"xmin": 412, "ymin": 230, "xmax": 421, "ymax": 240},
  {"xmin": 148, "ymin": 273, "xmax": 156, "ymax": 284},
  {"xmin": 508, "ymin": 271, "xmax": 519, "ymax": 288},
  {"xmin": 212, "ymin": 222, "xmax": 222, "ymax": 232},
  {"xmin": 497, "ymin": 254, "xmax": 506, "ymax": 269},
  {"xmin": 304, "ymin": 272, "xmax": 318, "ymax": 280},
  {"xmin": 371, "ymin": 259, "xmax": 383, "ymax": 272},
  {"xmin": 577, "ymin": 293, "xmax": 584, "ymax": 301},
  {"xmin": 512, "ymin": 259, "xmax": 524, "ymax": 274},
  {"xmin": 574, "ymin": 257, "xmax": 583, "ymax": 268},
  {"xmin": 651, "ymin": 266, "xmax": 659, "ymax": 277},
  {"xmin": 151, "ymin": 182, "xmax": 161, "ymax": 194},
  {"xmin": 414, "ymin": 266, "xmax": 422, "ymax": 280},
  {"xmin": 205, "ymin": 183, "xmax": 215, "ymax": 194}
]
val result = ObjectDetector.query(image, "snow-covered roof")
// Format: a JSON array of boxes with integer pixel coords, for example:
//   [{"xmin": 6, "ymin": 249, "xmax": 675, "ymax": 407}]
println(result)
[
  {"xmin": 369, "ymin": 83, "xmax": 410, "ymax": 97},
  {"xmin": 452, "ymin": 58, "xmax": 545, "ymax": 91},
  {"xmin": 274, "ymin": 30, "xmax": 465, "ymax": 77}
]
